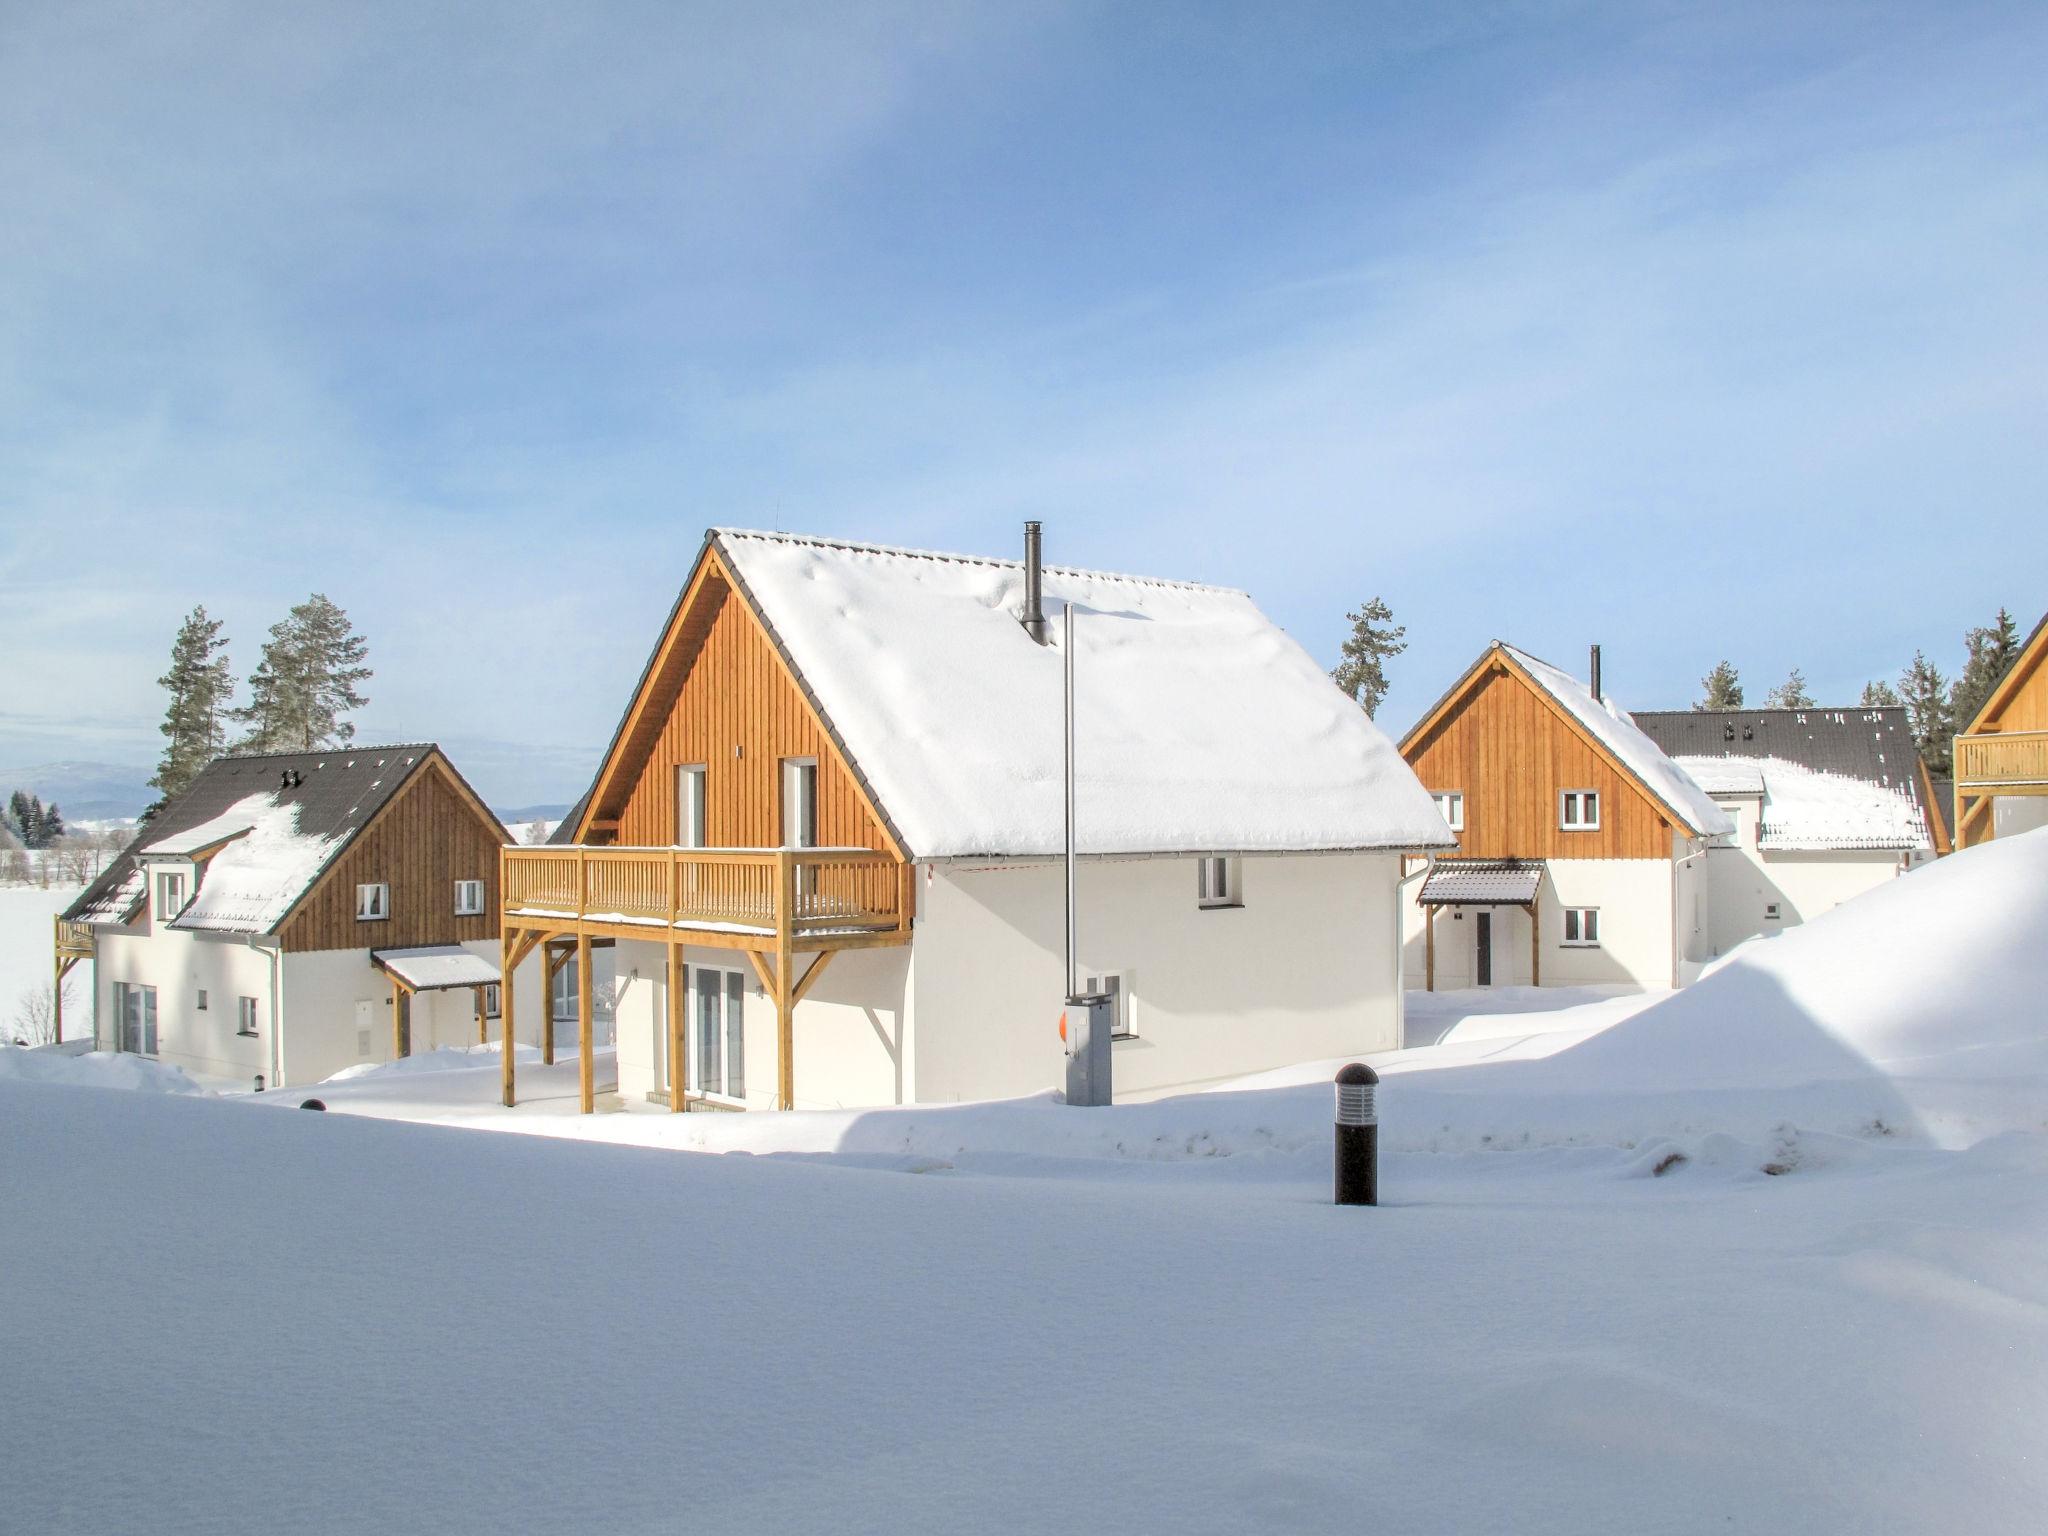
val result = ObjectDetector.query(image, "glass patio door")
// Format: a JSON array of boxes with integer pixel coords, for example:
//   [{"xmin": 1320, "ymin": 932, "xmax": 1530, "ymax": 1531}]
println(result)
[
  {"xmin": 689, "ymin": 966, "xmax": 746, "ymax": 1102},
  {"xmin": 116, "ymin": 982, "xmax": 158, "ymax": 1055}
]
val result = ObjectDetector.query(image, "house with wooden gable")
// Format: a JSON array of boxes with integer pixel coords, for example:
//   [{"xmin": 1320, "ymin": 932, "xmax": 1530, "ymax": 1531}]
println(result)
[
  {"xmin": 496, "ymin": 526, "xmax": 1455, "ymax": 1113},
  {"xmin": 1396, "ymin": 644, "xmax": 1733, "ymax": 992},
  {"xmin": 1952, "ymin": 610, "xmax": 2048, "ymax": 849},
  {"xmin": 55, "ymin": 745, "xmax": 519, "ymax": 1088},
  {"xmin": 1632, "ymin": 705, "xmax": 1940, "ymax": 956}
]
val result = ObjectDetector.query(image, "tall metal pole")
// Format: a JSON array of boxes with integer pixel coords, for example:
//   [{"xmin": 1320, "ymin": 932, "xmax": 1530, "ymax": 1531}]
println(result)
[{"xmin": 1063, "ymin": 599, "xmax": 1078, "ymax": 1000}]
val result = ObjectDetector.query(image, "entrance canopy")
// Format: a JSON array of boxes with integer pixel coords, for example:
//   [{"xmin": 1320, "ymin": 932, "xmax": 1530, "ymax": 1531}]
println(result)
[
  {"xmin": 373, "ymin": 946, "xmax": 501, "ymax": 992},
  {"xmin": 1418, "ymin": 859, "xmax": 1544, "ymax": 906}
]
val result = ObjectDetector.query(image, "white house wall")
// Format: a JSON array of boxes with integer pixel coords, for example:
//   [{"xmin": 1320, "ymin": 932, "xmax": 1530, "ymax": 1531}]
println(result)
[
  {"xmin": 910, "ymin": 853, "xmax": 1404, "ymax": 1104},
  {"xmin": 1401, "ymin": 857, "xmax": 1678, "ymax": 993},
  {"xmin": 277, "ymin": 939, "xmax": 520, "ymax": 1089},
  {"xmin": 90, "ymin": 925, "xmax": 278, "ymax": 1086},
  {"xmin": 1993, "ymin": 796, "xmax": 2048, "ymax": 839},
  {"xmin": 1702, "ymin": 841, "xmax": 1905, "ymax": 959}
]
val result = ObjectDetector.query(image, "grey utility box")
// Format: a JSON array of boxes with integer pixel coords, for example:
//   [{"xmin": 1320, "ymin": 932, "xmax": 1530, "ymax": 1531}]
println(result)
[{"xmin": 1064, "ymin": 992, "xmax": 1114, "ymax": 1107}]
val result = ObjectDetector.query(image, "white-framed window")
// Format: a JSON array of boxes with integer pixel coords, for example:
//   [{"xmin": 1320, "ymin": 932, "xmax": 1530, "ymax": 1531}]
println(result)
[
  {"xmin": 676, "ymin": 764, "xmax": 707, "ymax": 849},
  {"xmin": 1562, "ymin": 907, "xmax": 1601, "ymax": 946},
  {"xmin": 454, "ymin": 878, "xmax": 485, "ymax": 916},
  {"xmin": 1197, "ymin": 856, "xmax": 1241, "ymax": 909},
  {"xmin": 1764, "ymin": 902, "xmax": 1782, "ymax": 922},
  {"xmin": 1559, "ymin": 790, "xmax": 1601, "ymax": 830},
  {"xmin": 237, "ymin": 996, "xmax": 259, "ymax": 1037},
  {"xmin": 196, "ymin": 989, "xmax": 208, "ymax": 1011},
  {"xmin": 356, "ymin": 882, "xmax": 389, "ymax": 921},
  {"xmin": 483, "ymin": 982, "xmax": 501, "ymax": 1019},
  {"xmin": 1432, "ymin": 791, "xmax": 1465, "ymax": 832},
  {"xmin": 157, "ymin": 870, "xmax": 187, "ymax": 918},
  {"xmin": 688, "ymin": 965, "xmax": 747, "ymax": 1102},
  {"xmin": 1083, "ymin": 971, "xmax": 1135, "ymax": 1040}
]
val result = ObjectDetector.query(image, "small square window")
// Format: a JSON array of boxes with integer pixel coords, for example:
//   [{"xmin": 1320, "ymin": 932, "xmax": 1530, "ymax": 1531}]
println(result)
[
  {"xmin": 1559, "ymin": 790, "xmax": 1602, "ymax": 830},
  {"xmin": 1765, "ymin": 902, "xmax": 1782, "ymax": 921},
  {"xmin": 1197, "ymin": 856, "xmax": 1242, "ymax": 909},
  {"xmin": 1083, "ymin": 972, "xmax": 1135, "ymax": 1040},
  {"xmin": 157, "ymin": 871, "xmax": 187, "ymax": 918},
  {"xmin": 483, "ymin": 982, "xmax": 502, "ymax": 1019},
  {"xmin": 356, "ymin": 883, "xmax": 390, "ymax": 922},
  {"xmin": 196, "ymin": 989, "xmax": 208, "ymax": 1011},
  {"xmin": 454, "ymin": 879, "xmax": 485, "ymax": 916},
  {"xmin": 1562, "ymin": 908, "xmax": 1601, "ymax": 946},
  {"xmin": 237, "ymin": 996, "xmax": 260, "ymax": 1036},
  {"xmin": 1432, "ymin": 791, "xmax": 1465, "ymax": 833}
]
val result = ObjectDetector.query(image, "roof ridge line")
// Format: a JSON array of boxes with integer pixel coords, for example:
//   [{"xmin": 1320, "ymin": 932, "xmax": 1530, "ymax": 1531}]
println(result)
[{"xmin": 712, "ymin": 527, "xmax": 1248, "ymax": 597}]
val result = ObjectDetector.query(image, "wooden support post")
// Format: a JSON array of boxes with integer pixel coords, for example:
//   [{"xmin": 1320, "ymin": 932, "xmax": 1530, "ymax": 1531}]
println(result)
[
  {"xmin": 500, "ymin": 929, "xmax": 517, "ymax": 1109},
  {"xmin": 475, "ymin": 985, "xmax": 486, "ymax": 1045},
  {"xmin": 390, "ymin": 980, "xmax": 406, "ymax": 1059},
  {"xmin": 775, "ymin": 849, "xmax": 796, "ymax": 1111},
  {"xmin": 1528, "ymin": 900, "xmax": 1540, "ymax": 987},
  {"xmin": 792, "ymin": 949, "xmax": 837, "ymax": 1007},
  {"xmin": 576, "ymin": 931, "xmax": 594, "ymax": 1115},
  {"xmin": 1425, "ymin": 904, "xmax": 1436, "ymax": 993},
  {"xmin": 52, "ymin": 948, "xmax": 65, "ymax": 1046},
  {"xmin": 668, "ymin": 938, "xmax": 686, "ymax": 1113}
]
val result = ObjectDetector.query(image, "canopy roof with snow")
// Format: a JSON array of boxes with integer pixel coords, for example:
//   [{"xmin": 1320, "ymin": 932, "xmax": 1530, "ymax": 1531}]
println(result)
[
  {"xmin": 373, "ymin": 945, "xmax": 502, "ymax": 991},
  {"xmin": 581, "ymin": 529, "xmax": 1456, "ymax": 861},
  {"xmin": 65, "ymin": 746, "xmax": 494, "ymax": 934}
]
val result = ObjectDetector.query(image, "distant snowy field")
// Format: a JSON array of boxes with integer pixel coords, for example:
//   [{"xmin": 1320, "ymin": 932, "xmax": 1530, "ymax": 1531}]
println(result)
[
  {"xmin": 0, "ymin": 883, "xmax": 89, "ymax": 1037},
  {"xmin": 6, "ymin": 832, "xmax": 2048, "ymax": 1532}
]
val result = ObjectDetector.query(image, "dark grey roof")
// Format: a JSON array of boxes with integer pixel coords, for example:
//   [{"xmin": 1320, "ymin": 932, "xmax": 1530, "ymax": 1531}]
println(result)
[
  {"xmin": 1419, "ymin": 858, "xmax": 1545, "ymax": 906},
  {"xmin": 64, "ymin": 745, "xmax": 472, "ymax": 929},
  {"xmin": 1925, "ymin": 778, "xmax": 1955, "ymax": 846},
  {"xmin": 1631, "ymin": 706, "xmax": 1935, "ymax": 829},
  {"xmin": 548, "ymin": 788, "xmax": 592, "ymax": 845}
]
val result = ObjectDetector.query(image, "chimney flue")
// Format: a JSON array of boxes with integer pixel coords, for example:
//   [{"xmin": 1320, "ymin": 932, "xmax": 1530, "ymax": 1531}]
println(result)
[
  {"xmin": 1022, "ymin": 521, "xmax": 1047, "ymax": 644},
  {"xmin": 1589, "ymin": 644, "xmax": 1603, "ymax": 704}
]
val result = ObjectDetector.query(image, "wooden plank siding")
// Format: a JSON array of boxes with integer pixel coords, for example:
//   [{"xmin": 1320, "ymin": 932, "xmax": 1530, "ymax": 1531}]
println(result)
[
  {"xmin": 611, "ymin": 577, "xmax": 893, "ymax": 853},
  {"xmin": 280, "ymin": 758, "xmax": 505, "ymax": 953},
  {"xmin": 1404, "ymin": 661, "xmax": 1673, "ymax": 860}
]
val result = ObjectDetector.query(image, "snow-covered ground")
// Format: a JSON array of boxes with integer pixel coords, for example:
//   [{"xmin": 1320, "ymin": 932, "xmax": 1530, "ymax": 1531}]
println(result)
[
  {"xmin": 6, "ymin": 831, "xmax": 2048, "ymax": 1532},
  {"xmin": 0, "ymin": 882, "xmax": 89, "ymax": 1038}
]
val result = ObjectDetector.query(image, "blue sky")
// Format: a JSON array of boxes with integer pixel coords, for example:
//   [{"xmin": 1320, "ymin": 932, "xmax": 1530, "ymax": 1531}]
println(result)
[{"xmin": 3, "ymin": 0, "xmax": 2044, "ymax": 806}]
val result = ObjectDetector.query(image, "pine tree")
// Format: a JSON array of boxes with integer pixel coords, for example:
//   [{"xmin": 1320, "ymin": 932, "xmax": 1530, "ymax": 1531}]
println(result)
[
  {"xmin": 35, "ymin": 802, "xmax": 64, "ymax": 848},
  {"xmin": 1330, "ymin": 597, "xmax": 1407, "ymax": 719},
  {"xmin": 234, "ymin": 593, "xmax": 372, "ymax": 752},
  {"xmin": 1860, "ymin": 679, "xmax": 1902, "ymax": 707},
  {"xmin": 6, "ymin": 790, "xmax": 28, "ymax": 843},
  {"xmin": 1695, "ymin": 661, "xmax": 1744, "ymax": 711},
  {"xmin": 1899, "ymin": 650, "xmax": 1954, "ymax": 776},
  {"xmin": 148, "ymin": 606, "xmax": 235, "ymax": 814},
  {"xmin": 1948, "ymin": 607, "xmax": 2023, "ymax": 736},
  {"xmin": 1765, "ymin": 668, "xmax": 1814, "ymax": 709}
]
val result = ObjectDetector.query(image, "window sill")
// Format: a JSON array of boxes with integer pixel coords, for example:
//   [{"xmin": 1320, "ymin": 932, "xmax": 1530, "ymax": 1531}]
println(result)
[
  {"xmin": 1560, "ymin": 942, "xmax": 1602, "ymax": 949},
  {"xmin": 356, "ymin": 916, "xmax": 389, "ymax": 923},
  {"xmin": 236, "ymin": 1029, "xmax": 259, "ymax": 1039},
  {"xmin": 1196, "ymin": 901, "xmax": 1243, "ymax": 912}
]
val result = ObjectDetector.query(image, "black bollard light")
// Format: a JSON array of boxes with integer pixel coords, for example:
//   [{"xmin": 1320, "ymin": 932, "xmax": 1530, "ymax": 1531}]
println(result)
[
  {"xmin": 298, "ymin": 1098, "xmax": 327, "ymax": 1112},
  {"xmin": 254, "ymin": 1075, "xmax": 265, "ymax": 1093},
  {"xmin": 1334, "ymin": 1062, "xmax": 1378, "ymax": 1206}
]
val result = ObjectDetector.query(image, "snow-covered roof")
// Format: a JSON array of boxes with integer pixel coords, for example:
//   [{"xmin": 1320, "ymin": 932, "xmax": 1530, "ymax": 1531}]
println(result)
[
  {"xmin": 169, "ymin": 795, "xmax": 345, "ymax": 933},
  {"xmin": 713, "ymin": 530, "xmax": 1456, "ymax": 860},
  {"xmin": 1676, "ymin": 755, "xmax": 1930, "ymax": 851},
  {"xmin": 1501, "ymin": 646, "xmax": 1734, "ymax": 839},
  {"xmin": 373, "ymin": 946, "xmax": 502, "ymax": 991},
  {"xmin": 1681, "ymin": 758, "xmax": 1766, "ymax": 796},
  {"xmin": 1419, "ymin": 859, "xmax": 1544, "ymax": 905},
  {"xmin": 140, "ymin": 808, "xmax": 259, "ymax": 857}
]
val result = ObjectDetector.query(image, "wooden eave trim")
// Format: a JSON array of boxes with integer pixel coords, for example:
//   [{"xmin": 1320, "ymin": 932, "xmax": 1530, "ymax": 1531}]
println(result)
[
  {"xmin": 708, "ymin": 535, "xmax": 913, "ymax": 863},
  {"xmin": 1916, "ymin": 757, "xmax": 1952, "ymax": 856},
  {"xmin": 575, "ymin": 539, "xmax": 726, "ymax": 842},
  {"xmin": 1962, "ymin": 612, "xmax": 2048, "ymax": 735},
  {"xmin": 1396, "ymin": 645, "xmax": 1507, "ymax": 759}
]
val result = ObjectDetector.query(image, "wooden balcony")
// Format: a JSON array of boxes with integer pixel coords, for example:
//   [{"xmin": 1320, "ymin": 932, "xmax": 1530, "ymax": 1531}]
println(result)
[
  {"xmin": 54, "ymin": 918, "xmax": 95, "ymax": 961},
  {"xmin": 1955, "ymin": 730, "xmax": 2048, "ymax": 790},
  {"xmin": 500, "ymin": 845, "xmax": 911, "ymax": 951}
]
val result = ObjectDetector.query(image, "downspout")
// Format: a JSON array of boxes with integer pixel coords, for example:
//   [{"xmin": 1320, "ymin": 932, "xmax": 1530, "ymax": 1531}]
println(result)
[
  {"xmin": 252, "ymin": 935, "xmax": 283, "ymax": 1089},
  {"xmin": 1393, "ymin": 851, "xmax": 1438, "ymax": 1050},
  {"xmin": 1670, "ymin": 837, "xmax": 1711, "ymax": 989}
]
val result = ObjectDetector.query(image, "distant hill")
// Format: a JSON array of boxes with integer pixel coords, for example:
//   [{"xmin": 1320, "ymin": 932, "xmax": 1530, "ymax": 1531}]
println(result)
[
  {"xmin": 0, "ymin": 762, "xmax": 154, "ymax": 822},
  {"xmin": 493, "ymin": 803, "xmax": 571, "ymax": 826}
]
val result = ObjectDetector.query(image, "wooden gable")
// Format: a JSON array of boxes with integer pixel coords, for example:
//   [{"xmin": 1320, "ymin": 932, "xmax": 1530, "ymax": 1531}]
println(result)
[
  {"xmin": 1401, "ymin": 648, "xmax": 1676, "ymax": 861},
  {"xmin": 576, "ymin": 542, "xmax": 902, "ymax": 857},
  {"xmin": 278, "ymin": 752, "xmax": 508, "ymax": 954},
  {"xmin": 1965, "ymin": 611, "xmax": 2048, "ymax": 735}
]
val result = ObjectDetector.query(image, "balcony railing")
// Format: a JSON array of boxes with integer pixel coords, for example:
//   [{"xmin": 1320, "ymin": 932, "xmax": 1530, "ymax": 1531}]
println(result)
[
  {"xmin": 54, "ymin": 917, "xmax": 95, "ymax": 960},
  {"xmin": 501, "ymin": 846, "xmax": 907, "ymax": 940},
  {"xmin": 1955, "ymin": 730, "xmax": 2048, "ymax": 788}
]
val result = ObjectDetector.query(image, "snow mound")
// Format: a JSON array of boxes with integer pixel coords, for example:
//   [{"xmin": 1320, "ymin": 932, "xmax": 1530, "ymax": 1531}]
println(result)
[
  {"xmin": 323, "ymin": 1042, "xmax": 542, "ymax": 1082},
  {"xmin": 1395, "ymin": 826, "xmax": 2048, "ymax": 1150},
  {"xmin": 0, "ymin": 1047, "xmax": 210, "ymax": 1095}
]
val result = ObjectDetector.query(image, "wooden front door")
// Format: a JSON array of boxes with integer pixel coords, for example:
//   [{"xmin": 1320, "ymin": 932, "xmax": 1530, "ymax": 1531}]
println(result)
[{"xmin": 1475, "ymin": 911, "xmax": 1493, "ymax": 987}]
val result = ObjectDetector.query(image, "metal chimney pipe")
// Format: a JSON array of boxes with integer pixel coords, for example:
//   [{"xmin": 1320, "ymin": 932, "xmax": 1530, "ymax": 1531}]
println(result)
[
  {"xmin": 1590, "ymin": 643, "xmax": 1603, "ymax": 704},
  {"xmin": 1022, "ymin": 521, "xmax": 1047, "ymax": 644}
]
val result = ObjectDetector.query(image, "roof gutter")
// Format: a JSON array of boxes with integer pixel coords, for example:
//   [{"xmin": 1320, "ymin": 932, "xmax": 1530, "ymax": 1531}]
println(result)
[{"xmin": 1394, "ymin": 852, "xmax": 1438, "ymax": 1049}]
